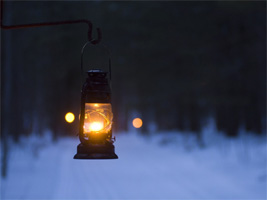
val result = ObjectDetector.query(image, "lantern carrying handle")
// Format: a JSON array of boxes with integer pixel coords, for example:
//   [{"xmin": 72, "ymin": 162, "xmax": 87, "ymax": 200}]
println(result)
[{"xmin": 80, "ymin": 41, "xmax": 112, "ymax": 86}]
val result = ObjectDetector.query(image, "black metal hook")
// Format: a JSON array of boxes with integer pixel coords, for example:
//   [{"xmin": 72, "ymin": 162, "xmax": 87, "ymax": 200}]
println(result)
[
  {"xmin": 90, "ymin": 27, "xmax": 102, "ymax": 45},
  {"xmin": 87, "ymin": 22, "xmax": 102, "ymax": 45}
]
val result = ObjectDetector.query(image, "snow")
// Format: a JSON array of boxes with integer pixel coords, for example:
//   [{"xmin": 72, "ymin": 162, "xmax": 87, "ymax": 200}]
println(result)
[{"xmin": 1, "ymin": 130, "xmax": 266, "ymax": 200}]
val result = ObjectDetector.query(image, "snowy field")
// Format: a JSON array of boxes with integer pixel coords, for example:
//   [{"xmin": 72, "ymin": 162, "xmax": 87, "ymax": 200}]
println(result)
[{"xmin": 1, "ymin": 129, "xmax": 266, "ymax": 200}]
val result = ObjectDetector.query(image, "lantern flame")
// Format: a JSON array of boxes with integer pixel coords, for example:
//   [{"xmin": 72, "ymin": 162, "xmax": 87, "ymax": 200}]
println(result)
[
  {"xmin": 83, "ymin": 103, "xmax": 113, "ymax": 134},
  {"xmin": 89, "ymin": 122, "xmax": 104, "ymax": 132}
]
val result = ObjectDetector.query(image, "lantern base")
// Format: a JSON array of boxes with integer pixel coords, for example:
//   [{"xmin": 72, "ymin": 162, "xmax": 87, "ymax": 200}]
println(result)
[{"xmin": 74, "ymin": 143, "xmax": 118, "ymax": 159}]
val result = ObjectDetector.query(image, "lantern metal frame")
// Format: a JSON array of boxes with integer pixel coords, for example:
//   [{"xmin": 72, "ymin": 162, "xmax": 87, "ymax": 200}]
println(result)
[{"xmin": 73, "ymin": 42, "xmax": 118, "ymax": 159}]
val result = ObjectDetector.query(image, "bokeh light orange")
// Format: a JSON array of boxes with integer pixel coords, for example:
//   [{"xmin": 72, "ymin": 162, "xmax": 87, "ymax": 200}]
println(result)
[
  {"xmin": 132, "ymin": 118, "xmax": 143, "ymax": 128},
  {"xmin": 65, "ymin": 112, "xmax": 75, "ymax": 123}
]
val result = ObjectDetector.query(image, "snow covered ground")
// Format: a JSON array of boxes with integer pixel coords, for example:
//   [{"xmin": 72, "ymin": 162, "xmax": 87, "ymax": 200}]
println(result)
[{"xmin": 1, "ymin": 130, "xmax": 266, "ymax": 200}]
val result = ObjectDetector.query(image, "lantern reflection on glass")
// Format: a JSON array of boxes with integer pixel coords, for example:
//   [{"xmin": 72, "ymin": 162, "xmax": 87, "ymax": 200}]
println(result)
[{"xmin": 83, "ymin": 103, "xmax": 113, "ymax": 134}]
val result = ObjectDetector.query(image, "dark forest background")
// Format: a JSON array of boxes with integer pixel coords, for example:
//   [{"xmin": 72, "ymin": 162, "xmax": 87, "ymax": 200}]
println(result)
[{"xmin": 1, "ymin": 1, "xmax": 266, "ymax": 146}]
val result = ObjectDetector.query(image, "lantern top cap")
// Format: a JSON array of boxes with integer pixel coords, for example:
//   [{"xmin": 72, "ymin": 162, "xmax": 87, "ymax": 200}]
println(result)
[
  {"xmin": 87, "ymin": 69, "xmax": 103, "ymax": 73},
  {"xmin": 86, "ymin": 69, "xmax": 108, "ymax": 78}
]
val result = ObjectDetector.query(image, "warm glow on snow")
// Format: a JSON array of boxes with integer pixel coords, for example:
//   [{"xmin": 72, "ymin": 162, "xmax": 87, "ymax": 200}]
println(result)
[
  {"xmin": 89, "ymin": 122, "xmax": 104, "ymax": 132},
  {"xmin": 65, "ymin": 112, "xmax": 75, "ymax": 123},
  {"xmin": 132, "ymin": 118, "xmax": 143, "ymax": 128}
]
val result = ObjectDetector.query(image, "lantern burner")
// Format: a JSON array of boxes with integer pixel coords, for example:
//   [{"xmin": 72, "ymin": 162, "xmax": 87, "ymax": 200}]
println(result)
[{"xmin": 74, "ymin": 143, "xmax": 118, "ymax": 159}]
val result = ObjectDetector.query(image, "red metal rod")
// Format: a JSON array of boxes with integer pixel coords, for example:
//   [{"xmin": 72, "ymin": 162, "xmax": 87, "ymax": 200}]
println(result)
[{"xmin": 0, "ymin": 0, "xmax": 101, "ymax": 43}]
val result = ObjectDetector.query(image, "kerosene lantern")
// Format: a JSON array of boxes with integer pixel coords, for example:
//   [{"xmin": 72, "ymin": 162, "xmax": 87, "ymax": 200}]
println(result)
[{"xmin": 74, "ymin": 42, "xmax": 118, "ymax": 159}]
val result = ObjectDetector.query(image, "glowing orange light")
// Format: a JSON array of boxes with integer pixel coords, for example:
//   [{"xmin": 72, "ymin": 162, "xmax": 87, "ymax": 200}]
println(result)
[
  {"xmin": 65, "ymin": 112, "xmax": 75, "ymax": 123},
  {"xmin": 132, "ymin": 118, "xmax": 143, "ymax": 128},
  {"xmin": 89, "ymin": 122, "xmax": 104, "ymax": 132},
  {"xmin": 83, "ymin": 103, "xmax": 113, "ymax": 134}
]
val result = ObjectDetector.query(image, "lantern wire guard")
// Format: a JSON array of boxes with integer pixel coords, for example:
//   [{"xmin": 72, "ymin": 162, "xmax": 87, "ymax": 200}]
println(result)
[{"xmin": 74, "ymin": 40, "xmax": 118, "ymax": 159}]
